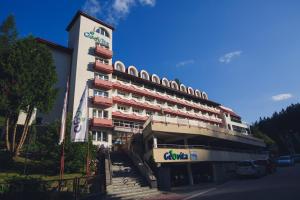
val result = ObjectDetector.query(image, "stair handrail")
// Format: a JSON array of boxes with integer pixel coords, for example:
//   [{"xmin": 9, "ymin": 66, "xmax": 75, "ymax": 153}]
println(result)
[{"xmin": 128, "ymin": 150, "xmax": 157, "ymax": 188}]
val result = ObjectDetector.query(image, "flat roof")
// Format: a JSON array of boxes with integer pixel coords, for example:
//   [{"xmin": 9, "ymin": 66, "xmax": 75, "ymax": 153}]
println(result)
[
  {"xmin": 36, "ymin": 38, "xmax": 73, "ymax": 54},
  {"xmin": 66, "ymin": 10, "xmax": 115, "ymax": 31}
]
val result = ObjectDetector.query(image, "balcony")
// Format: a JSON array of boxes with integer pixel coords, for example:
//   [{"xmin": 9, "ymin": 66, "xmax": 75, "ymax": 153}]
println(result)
[
  {"xmin": 143, "ymin": 115, "xmax": 266, "ymax": 147},
  {"xmin": 91, "ymin": 118, "xmax": 113, "ymax": 128},
  {"xmin": 92, "ymin": 96, "xmax": 113, "ymax": 107},
  {"xmin": 112, "ymin": 111, "xmax": 148, "ymax": 122},
  {"xmin": 94, "ymin": 60, "xmax": 113, "ymax": 74},
  {"xmin": 94, "ymin": 78, "xmax": 112, "ymax": 90},
  {"xmin": 113, "ymin": 96, "xmax": 161, "ymax": 112},
  {"xmin": 95, "ymin": 45, "xmax": 113, "ymax": 59}
]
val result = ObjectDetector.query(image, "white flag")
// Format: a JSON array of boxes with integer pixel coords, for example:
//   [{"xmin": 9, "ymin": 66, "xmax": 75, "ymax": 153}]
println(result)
[
  {"xmin": 71, "ymin": 86, "xmax": 88, "ymax": 142},
  {"xmin": 59, "ymin": 77, "xmax": 69, "ymax": 145}
]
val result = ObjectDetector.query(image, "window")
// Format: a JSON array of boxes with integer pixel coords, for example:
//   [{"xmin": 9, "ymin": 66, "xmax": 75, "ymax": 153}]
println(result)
[
  {"xmin": 167, "ymin": 102, "xmax": 175, "ymax": 107},
  {"xmin": 157, "ymin": 100, "xmax": 164, "ymax": 105},
  {"xmin": 117, "ymin": 90, "xmax": 128, "ymax": 97},
  {"xmin": 94, "ymin": 72, "xmax": 108, "ymax": 81},
  {"xmin": 132, "ymin": 81, "xmax": 143, "ymax": 87},
  {"xmin": 96, "ymin": 57, "xmax": 109, "ymax": 65},
  {"xmin": 177, "ymin": 105, "xmax": 184, "ymax": 109},
  {"xmin": 94, "ymin": 89, "xmax": 108, "ymax": 97},
  {"xmin": 96, "ymin": 27, "xmax": 110, "ymax": 38},
  {"xmin": 145, "ymin": 97, "xmax": 154, "ymax": 103},
  {"xmin": 93, "ymin": 109, "xmax": 108, "ymax": 118},
  {"xmin": 117, "ymin": 105, "xmax": 129, "ymax": 112},
  {"xmin": 117, "ymin": 76, "xmax": 130, "ymax": 83},
  {"xmin": 133, "ymin": 108, "xmax": 143, "ymax": 114},
  {"xmin": 132, "ymin": 94, "xmax": 142, "ymax": 100},
  {"xmin": 92, "ymin": 131, "xmax": 108, "ymax": 142},
  {"xmin": 146, "ymin": 111, "xmax": 153, "ymax": 116}
]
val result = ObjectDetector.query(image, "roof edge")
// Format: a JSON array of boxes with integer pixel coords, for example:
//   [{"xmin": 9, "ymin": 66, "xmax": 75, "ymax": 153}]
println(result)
[
  {"xmin": 36, "ymin": 37, "xmax": 73, "ymax": 54},
  {"xmin": 66, "ymin": 10, "xmax": 115, "ymax": 31}
]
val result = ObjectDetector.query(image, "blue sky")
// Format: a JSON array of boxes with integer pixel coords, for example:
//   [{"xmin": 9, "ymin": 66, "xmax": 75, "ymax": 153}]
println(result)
[{"xmin": 1, "ymin": 0, "xmax": 300, "ymax": 123}]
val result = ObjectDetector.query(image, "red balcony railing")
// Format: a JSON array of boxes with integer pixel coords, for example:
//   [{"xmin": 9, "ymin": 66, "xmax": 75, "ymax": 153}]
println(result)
[
  {"xmin": 95, "ymin": 45, "xmax": 113, "ymax": 59},
  {"xmin": 94, "ymin": 60, "xmax": 113, "ymax": 74},
  {"xmin": 92, "ymin": 96, "xmax": 113, "ymax": 107},
  {"xmin": 94, "ymin": 78, "xmax": 112, "ymax": 90},
  {"xmin": 91, "ymin": 118, "xmax": 113, "ymax": 128}
]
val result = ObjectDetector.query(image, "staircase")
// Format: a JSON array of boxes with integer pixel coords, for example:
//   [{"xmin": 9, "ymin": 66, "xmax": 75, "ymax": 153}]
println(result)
[{"xmin": 105, "ymin": 151, "xmax": 161, "ymax": 200}]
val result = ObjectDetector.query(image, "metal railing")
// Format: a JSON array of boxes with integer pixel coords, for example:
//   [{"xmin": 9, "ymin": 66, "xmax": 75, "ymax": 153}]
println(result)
[{"xmin": 144, "ymin": 115, "xmax": 263, "ymax": 143}]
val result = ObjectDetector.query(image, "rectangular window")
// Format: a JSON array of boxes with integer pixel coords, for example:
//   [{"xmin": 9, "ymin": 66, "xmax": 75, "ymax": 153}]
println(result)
[
  {"xmin": 117, "ymin": 105, "xmax": 129, "ymax": 112},
  {"xmin": 96, "ymin": 57, "xmax": 109, "ymax": 64},
  {"xmin": 117, "ymin": 90, "xmax": 128, "ymax": 97},
  {"xmin": 132, "ymin": 94, "xmax": 142, "ymax": 100},
  {"xmin": 145, "ymin": 97, "xmax": 154, "ymax": 103},
  {"xmin": 94, "ymin": 89, "xmax": 108, "ymax": 97},
  {"xmin": 133, "ymin": 108, "xmax": 143, "ymax": 114},
  {"xmin": 157, "ymin": 100, "xmax": 164, "ymax": 105},
  {"xmin": 146, "ymin": 111, "xmax": 153, "ymax": 116},
  {"xmin": 92, "ymin": 131, "xmax": 97, "ymax": 141},
  {"xmin": 94, "ymin": 72, "xmax": 109, "ymax": 81},
  {"xmin": 132, "ymin": 81, "xmax": 143, "ymax": 88},
  {"xmin": 93, "ymin": 109, "xmax": 108, "ymax": 118},
  {"xmin": 167, "ymin": 103, "xmax": 175, "ymax": 107},
  {"xmin": 92, "ymin": 131, "xmax": 108, "ymax": 142}
]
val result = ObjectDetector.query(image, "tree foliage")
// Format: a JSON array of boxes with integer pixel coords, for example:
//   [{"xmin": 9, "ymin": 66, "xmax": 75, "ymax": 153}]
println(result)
[
  {"xmin": 252, "ymin": 103, "xmax": 300, "ymax": 154},
  {"xmin": 0, "ymin": 15, "xmax": 58, "ymax": 156},
  {"xmin": 26, "ymin": 115, "xmax": 97, "ymax": 174}
]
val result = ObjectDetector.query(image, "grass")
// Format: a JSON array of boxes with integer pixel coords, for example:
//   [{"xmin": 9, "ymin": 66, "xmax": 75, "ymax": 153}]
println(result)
[
  {"xmin": 0, "ymin": 155, "xmax": 83, "ymax": 183},
  {"xmin": 0, "ymin": 172, "xmax": 82, "ymax": 183}
]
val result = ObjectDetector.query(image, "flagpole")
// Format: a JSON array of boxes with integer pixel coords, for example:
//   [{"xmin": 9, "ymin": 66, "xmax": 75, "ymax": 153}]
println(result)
[
  {"xmin": 86, "ymin": 84, "xmax": 90, "ymax": 176},
  {"xmin": 60, "ymin": 140, "xmax": 65, "ymax": 180}
]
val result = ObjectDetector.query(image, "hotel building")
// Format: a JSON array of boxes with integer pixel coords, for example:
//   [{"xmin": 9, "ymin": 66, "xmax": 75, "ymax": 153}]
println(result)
[{"xmin": 37, "ymin": 11, "xmax": 267, "ymax": 189}]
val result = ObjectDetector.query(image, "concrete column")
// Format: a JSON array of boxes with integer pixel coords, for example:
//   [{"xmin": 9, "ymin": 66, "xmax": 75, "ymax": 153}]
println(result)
[
  {"xmin": 212, "ymin": 163, "xmax": 226, "ymax": 183},
  {"xmin": 153, "ymin": 137, "xmax": 157, "ymax": 148},
  {"xmin": 157, "ymin": 166, "xmax": 171, "ymax": 191},
  {"xmin": 187, "ymin": 163, "xmax": 194, "ymax": 186}
]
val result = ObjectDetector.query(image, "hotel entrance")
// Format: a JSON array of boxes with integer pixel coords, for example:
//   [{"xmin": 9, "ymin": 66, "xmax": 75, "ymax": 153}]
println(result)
[{"xmin": 170, "ymin": 164, "xmax": 189, "ymax": 187}]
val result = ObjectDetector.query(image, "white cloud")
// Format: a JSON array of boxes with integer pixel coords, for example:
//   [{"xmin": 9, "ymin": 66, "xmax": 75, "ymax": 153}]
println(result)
[
  {"xmin": 272, "ymin": 93, "xmax": 293, "ymax": 101},
  {"xmin": 219, "ymin": 51, "xmax": 242, "ymax": 64},
  {"xmin": 82, "ymin": 0, "xmax": 156, "ymax": 25},
  {"xmin": 139, "ymin": 0, "xmax": 156, "ymax": 6},
  {"xmin": 176, "ymin": 59, "xmax": 195, "ymax": 67},
  {"xmin": 83, "ymin": 0, "xmax": 101, "ymax": 16}
]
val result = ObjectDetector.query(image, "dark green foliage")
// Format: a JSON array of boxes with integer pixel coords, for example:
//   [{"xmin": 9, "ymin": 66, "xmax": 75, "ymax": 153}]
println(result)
[
  {"xmin": 253, "ymin": 103, "xmax": 300, "ymax": 154},
  {"xmin": 25, "ymin": 115, "xmax": 97, "ymax": 174}
]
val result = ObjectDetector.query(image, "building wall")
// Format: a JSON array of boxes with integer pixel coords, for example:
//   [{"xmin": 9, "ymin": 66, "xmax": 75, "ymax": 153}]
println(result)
[{"xmin": 38, "ymin": 48, "xmax": 71, "ymax": 123}]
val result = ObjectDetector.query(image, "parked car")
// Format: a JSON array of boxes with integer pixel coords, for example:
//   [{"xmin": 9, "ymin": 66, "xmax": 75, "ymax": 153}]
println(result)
[
  {"xmin": 254, "ymin": 159, "xmax": 277, "ymax": 174},
  {"xmin": 277, "ymin": 155, "xmax": 295, "ymax": 166},
  {"xmin": 292, "ymin": 154, "xmax": 300, "ymax": 163},
  {"xmin": 236, "ymin": 160, "xmax": 266, "ymax": 178}
]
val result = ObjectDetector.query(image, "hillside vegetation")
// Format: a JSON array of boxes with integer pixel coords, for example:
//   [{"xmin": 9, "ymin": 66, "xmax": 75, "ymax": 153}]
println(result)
[{"xmin": 253, "ymin": 103, "xmax": 300, "ymax": 154}]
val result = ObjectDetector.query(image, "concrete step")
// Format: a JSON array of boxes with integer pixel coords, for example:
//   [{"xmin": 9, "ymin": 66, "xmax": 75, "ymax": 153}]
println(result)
[
  {"xmin": 107, "ymin": 186, "xmax": 153, "ymax": 195},
  {"xmin": 110, "ymin": 189, "xmax": 160, "ymax": 199}
]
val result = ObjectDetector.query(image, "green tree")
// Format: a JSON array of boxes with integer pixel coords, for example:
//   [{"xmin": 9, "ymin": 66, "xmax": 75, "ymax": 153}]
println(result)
[
  {"xmin": 1, "ymin": 35, "xmax": 58, "ymax": 156},
  {"xmin": 26, "ymin": 115, "xmax": 97, "ymax": 174}
]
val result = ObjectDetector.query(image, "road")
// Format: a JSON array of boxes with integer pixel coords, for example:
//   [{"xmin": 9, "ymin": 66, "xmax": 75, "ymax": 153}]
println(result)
[{"xmin": 186, "ymin": 164, "xmax": 300, "ymax": 200}]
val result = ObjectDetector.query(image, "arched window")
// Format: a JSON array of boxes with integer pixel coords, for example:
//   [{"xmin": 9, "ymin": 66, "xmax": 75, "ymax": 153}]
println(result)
[
  {"xmin": 151, "ymin": 74, "xmax": 160, "ymax": 84},
  {"xmin": 170, "ymin": 81, "xmax": 179, "ymax": 90},
  {"xmin": 188, "ymin": 87, "xmax": 194, "ymax": 95},
  {"xmin": 128, "ymin": 66, "xmax": 138, "ymax": 77},
  {"xmin": 161, "ymin": 78, "xmax": 170, "ymax": 87},
  {"xmin": 195, "ymin": 90, "xmax": 202, "ymax": 98},
  {"xmin": 180, "ymin": 84, "xmax": 187, "ymax": 92},
  {"xmin": 140, "ymin": 70, "xmax": 150, "ymax": 80},
  {"xmin": 96, "ymin": 27, "xmax": 110, "ymax": 38},
  {"xmin": 202, "ymin": 92, "xmax": 208, "ymax": 99},
  {"xmin": 114, "ymin": 61, "xmax": 125, "ymax": 72}
]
